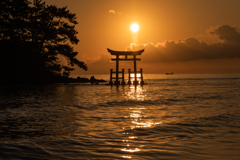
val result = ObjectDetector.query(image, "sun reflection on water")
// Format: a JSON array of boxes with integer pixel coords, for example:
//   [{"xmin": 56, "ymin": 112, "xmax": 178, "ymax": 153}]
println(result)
[
  {"xmin": 121, "ymin": 85, "xmax": 162, "ymax": 159},
  {"xmin": 130, "ymin": 73, "xmax": 141, "ymax": 78},
  {"xmin": 125, "ymin": 85, "xmax": 146, "ymax": 101},
  {"xmin": 122, "ymin": 155, "xmax": 132, "ymax": 159},
  {"xmin": 121, "ymin": 148, "xmax": 140, "ymax": 152},
  {"xmin": 128, "ymin": 136, "xmax": 137, "ymax": 139},
  {"xmin": 131, "ymin": 121, "xmax": 162, "ymax": 128}
]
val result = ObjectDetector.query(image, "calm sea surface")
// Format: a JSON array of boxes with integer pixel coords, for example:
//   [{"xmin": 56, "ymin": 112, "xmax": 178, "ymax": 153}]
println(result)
[{"xmin": 0, "ymin": 73, "xmax": 240, "ymax": 160}]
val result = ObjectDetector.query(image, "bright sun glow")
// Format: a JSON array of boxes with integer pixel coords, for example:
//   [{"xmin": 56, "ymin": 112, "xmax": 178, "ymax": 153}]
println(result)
[
  {"xmin": 131, "ymin": 73, "xmax": 141, "ymax": 77},
  {"xmin": 131, "ymin": 23, "xmax": 139, "ymax": 32}
]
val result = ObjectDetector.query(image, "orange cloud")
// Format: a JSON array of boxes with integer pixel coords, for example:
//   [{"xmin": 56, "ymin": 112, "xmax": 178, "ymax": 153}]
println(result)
[
  {"xmin": 109, "ymin": 10, "xmax": 116, "ymax": 14},
  {"xmin": 109, "ymin": 10, "xmax": 122, "ymax": 15}
]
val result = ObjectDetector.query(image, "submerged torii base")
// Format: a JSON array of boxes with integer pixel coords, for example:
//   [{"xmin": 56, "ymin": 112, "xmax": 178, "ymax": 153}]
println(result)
[{"xmin": 107, "ymin": 48, "xmax": 144, "ymax": 85}]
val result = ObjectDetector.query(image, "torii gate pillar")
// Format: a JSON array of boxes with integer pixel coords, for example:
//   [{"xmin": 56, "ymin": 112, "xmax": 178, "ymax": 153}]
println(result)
[{"xmin": 107, "ymin": 48, "xmax": 144, "ymax": 85}]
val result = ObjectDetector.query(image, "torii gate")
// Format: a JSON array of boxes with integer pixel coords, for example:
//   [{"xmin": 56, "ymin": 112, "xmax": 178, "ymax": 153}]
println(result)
[{"xmin": 107, "ymin": 48, "xmax": 144, "ymax": 85}]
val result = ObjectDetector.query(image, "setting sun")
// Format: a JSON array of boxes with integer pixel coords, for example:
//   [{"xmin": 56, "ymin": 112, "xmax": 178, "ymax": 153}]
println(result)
[{"xmin": 131, "ymin": 23, "xmax": 139, "ymax": 32}]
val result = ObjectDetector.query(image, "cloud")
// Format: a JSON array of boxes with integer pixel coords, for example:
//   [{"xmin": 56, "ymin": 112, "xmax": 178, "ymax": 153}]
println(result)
[
  {"xmin": 109, "ymin": 10, "xmax": 116, "ymax": 14},
  {"xmin": 126, "ymin": 25, "xmax": 240, "ymax": 63},
  {"xmin": 109, "ymin": 10, "xmax": 122, "ymax": 15},
  {"xmin": 90, "ymin": 54, "xmax": 112, "ymax": 65},
  {"xmin": 210, "ymin": 25, "xmax": 240, "ymax": 43}
]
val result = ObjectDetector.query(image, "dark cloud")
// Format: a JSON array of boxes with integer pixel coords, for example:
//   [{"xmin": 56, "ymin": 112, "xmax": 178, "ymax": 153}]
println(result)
[
  {"xmin": 210, "ymin": 25, "xmax": 240, "ymax": 43},
  {"xmin": 126, "ymin": 25, "xmax": 240, "ymax": 63}
]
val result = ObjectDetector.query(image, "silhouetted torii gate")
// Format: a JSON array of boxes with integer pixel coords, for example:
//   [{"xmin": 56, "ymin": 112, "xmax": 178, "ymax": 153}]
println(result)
[{"xmin": 107, "ymin": 48, "xmax": 144, "ymax": 85}]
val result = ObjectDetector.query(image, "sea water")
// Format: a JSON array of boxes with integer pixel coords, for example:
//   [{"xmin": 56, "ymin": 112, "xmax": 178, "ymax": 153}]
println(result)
[{"xmin": 0, "ymin": 73, "xmax": 240, "ymax": 160}]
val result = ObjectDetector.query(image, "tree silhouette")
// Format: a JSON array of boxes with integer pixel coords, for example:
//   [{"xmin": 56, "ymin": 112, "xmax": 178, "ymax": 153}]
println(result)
[{"xmin": 0, "ymin": 0, "xmax": 87, "ymax": 83}]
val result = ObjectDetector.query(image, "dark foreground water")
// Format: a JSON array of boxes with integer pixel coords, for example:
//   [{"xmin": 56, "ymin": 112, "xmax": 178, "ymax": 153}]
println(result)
[{"xmin": 0, "ymin": 73, "xmax": 240, "ymax": 160}]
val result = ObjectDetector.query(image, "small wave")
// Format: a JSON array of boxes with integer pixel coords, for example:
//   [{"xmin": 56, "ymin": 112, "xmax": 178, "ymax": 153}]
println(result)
[
  {"xmin": 90, "ymin": 99, "xmax": 163, "ymax": 108},
  {"xmin": 197, "ymin": 112, "xmax": 240, "ymax": 127}
]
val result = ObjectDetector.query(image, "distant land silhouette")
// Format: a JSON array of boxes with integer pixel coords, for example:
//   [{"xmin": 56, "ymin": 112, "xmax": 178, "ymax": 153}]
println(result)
[
  {"xmin": 0, "ymin": 0, "xmax": 88, "ymax": 84},
  {"xmin": 56, "ymin": 76, "xmax": 106, "ymax": 84}
]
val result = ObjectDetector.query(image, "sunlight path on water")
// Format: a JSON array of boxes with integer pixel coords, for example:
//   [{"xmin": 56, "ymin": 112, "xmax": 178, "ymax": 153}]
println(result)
[{"xmin": 120, "ymin": 85, "xmax": 163, "ymax": 159}]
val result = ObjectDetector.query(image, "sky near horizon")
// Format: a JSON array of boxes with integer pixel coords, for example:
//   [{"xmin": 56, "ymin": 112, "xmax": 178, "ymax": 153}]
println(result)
[{"xmin": 45, "ymin": 0, "xmax": 240, "ymax": 75}]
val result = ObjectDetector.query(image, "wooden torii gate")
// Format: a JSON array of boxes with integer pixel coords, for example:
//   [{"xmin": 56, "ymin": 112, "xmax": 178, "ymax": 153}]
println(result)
[{"xmin": 107, "ymin": 48, "xmax": 144, "ymax": 85}]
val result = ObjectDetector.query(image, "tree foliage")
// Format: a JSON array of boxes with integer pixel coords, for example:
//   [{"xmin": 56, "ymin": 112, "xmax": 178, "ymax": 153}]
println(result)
[{"xmin": 0, "ymin": 0, "xmax": 87, "ymax": 83}]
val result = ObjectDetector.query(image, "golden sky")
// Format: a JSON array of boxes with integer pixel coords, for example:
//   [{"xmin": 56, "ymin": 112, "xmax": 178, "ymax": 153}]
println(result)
[{"xmin": 45, "ymin": 0, "xmax": 240, "ymax": 75}]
